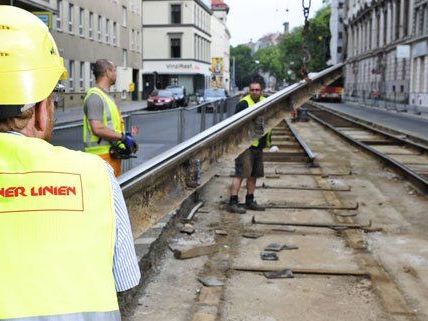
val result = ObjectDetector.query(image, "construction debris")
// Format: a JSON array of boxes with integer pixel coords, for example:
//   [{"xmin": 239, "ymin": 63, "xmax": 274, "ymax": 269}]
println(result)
[
  {"xmin": 198, "ymin": 276, "xmax": 224, "ymax": 287},
  {"xmin": 171, "ymin": 244, "xmax": 218, "ymax": 260},
  {"xmin": 260, "ymin": 252, "xmax": 279, "ymax": 261},
  {"xmin": 264, "ymin": 243, "xmax": 299, "ymax": 252}
]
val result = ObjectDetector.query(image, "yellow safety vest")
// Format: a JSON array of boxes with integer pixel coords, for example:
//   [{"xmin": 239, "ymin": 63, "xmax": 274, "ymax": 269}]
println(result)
[
  {"xmin": 240, "ymin": 95, "xmax": 272, "ymax": 148},
  {"xmin": 83, "ymin": 87, "xmax": 125, "ymax": 155},
  {"xmin": 0, "ymin": 133, "xmax": 118, "ymax": 320}
]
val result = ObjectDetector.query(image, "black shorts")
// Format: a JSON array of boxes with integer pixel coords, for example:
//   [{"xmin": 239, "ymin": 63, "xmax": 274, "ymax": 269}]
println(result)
[{"xmin": 234, "ymin": 148, "xmax": 264, "ymax": 178}]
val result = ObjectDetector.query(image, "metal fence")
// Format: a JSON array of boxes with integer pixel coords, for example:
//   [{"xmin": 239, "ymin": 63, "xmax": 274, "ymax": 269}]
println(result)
[
  {"xmin": 343, "ymin": 81, "xmax": 428, "ymax": 115},
  {"xmin": 122, "ymin": 95, "xmax": 241, "ymax": 171}
]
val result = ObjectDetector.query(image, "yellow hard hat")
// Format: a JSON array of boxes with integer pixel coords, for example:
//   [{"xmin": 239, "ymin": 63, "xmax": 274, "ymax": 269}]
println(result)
[{"xmin": 0, "ymin": 5, "xmax": 67, "ymax": 107}]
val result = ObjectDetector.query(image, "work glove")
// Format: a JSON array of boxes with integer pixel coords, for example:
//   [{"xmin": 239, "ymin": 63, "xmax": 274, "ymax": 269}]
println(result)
[
  {"xmin": 269, "ymin": 146, "xmax": 280, "ymax": 153},
  {"xmin": 121, "ymin": 132, "xmax": 138, "ymax": 154}
]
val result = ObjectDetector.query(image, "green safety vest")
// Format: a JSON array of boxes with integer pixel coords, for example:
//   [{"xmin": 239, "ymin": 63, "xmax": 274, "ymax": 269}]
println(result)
[
  {"xmin": 0, "ymin": 133, "xmax": 118, "ymax": 320},
  {"xmin": 240, "ymin": 95, "xmax": 272, "ymax": 148},
  {"xmin": 83, "ymin": 87, "xmax": 125, "ymax": 155}
]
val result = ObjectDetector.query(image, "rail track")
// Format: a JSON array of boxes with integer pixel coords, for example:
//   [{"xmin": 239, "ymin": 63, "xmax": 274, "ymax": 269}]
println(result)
[
  {"xmin": 305, "ymin": 102, "xmax": 428, "ymax": 194},
  {"xmin": 112, "ymin": 65, "xmax": 425, "ymax": 320},
  {"xmin": 125, "ymin": 113, "xmax": 425, "ymax": 321}
]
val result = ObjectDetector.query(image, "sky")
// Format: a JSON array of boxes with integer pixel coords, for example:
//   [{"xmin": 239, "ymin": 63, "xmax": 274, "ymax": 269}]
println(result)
[{"xmin": 226, "ymin": 0, "xmax": 325, "ymax": 46}]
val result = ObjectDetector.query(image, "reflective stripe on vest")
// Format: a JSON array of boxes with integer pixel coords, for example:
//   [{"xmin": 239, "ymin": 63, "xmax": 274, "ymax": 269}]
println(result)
[
  {"xmin": 240, "ymin": 95, "xmax": 272, "ymax": 148},
  {"xmin": 1, "ymin": 310, "xmax": 121, "ymax": 321},
  {"xmin": 0, "ymin": 133, "xmax": 118, "ymax": 320},
  {"xmin": 83, "ymin": 87, "xmax": 125, "ymax": 155}
]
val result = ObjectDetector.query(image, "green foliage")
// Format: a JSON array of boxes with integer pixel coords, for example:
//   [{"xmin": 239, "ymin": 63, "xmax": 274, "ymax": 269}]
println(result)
[
  {"xmin": 230, "ymin": 45, "xmax": 257, "ymax": 89},
  {"xmin": 231, "ymin": 5, "xmax": 332, "ymax": 87},
  {"xmin": 254, "ymin": 46, "xmax": 284, "ymax": 81}
]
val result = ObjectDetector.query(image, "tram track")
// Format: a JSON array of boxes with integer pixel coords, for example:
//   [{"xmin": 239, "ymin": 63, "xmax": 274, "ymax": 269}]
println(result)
[
  {"xmin": 126, "ymin": 113, "xmax": 424, "ymax": 321},
  {"xmin": 305, "ymin": 101, "xmax": 428, "ymax": 194}
]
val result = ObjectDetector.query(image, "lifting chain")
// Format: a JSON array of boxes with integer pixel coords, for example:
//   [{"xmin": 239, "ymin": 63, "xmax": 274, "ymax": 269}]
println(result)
[{"xmin": 301, "ymin": 0, "xmax": 312, "ymax": 80}]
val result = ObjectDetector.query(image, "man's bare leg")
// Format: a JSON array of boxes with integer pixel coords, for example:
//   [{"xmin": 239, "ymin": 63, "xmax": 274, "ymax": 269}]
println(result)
[{"xmin": 228, "ymin": 177, "xmax": 246, "ymax": 213}]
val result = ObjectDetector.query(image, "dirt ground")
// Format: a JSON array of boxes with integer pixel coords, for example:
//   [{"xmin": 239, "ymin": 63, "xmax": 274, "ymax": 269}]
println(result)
[{"xmin": 127, "ymin": 119, "xmax": 428, "ymax": 321}]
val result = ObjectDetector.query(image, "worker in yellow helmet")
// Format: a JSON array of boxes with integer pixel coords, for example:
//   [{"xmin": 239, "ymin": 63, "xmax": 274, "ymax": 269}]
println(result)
[{"xmin": 0, "ymin": 6, "xmax": 140, "ymax": 320}]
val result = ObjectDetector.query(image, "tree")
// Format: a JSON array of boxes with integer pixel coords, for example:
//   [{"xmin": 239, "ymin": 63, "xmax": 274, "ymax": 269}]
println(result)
[
  {"xmin": 253, "ymin": 46, "xmax": 284, "ymax": 81},
  {"xmin": 279, "ymin": 5, "xmax": 331, "ymax": 82},
  {"xmin": 230, "ymin": 45, "xmax": 257, "ymax": 89}
]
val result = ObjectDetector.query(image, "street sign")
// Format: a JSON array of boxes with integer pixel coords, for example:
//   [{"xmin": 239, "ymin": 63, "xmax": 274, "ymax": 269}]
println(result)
[
  {"xmin": 33, "ymin": 11, "xmax": 52, "ymax": 28},
  {"xmin": 396, "ymin": 45, "xmax": 410, "ymax": 58}
]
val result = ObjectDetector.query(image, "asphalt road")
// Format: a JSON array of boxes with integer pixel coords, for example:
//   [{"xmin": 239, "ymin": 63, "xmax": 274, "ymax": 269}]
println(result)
[
  {"xmin": 320, "ymin": 102, "xmax": 428, "ymax": 141},
  {"xmin": 51, "ymin": 108, "xmax": 222, "ymax": 168}
]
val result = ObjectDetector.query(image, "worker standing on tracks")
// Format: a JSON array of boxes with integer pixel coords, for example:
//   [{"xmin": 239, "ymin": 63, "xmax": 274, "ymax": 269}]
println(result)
[
  {"xmin": 83, "ymin": 59, "xmax": 138, "ymax": 177},
  {"xmin": 0, "ymin": 6, "xmax": 140, "ymax": 320},
  {"xmin": 227, "ymin": 81, "xmax": 272, "ymax": 214}
]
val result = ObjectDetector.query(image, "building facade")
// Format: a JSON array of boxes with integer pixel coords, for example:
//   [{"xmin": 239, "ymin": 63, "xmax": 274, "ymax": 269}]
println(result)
[
  {"xmin": 408, "ymin": 0, "xmax": 428, "ymax": 107},
  {"xmin": 329, "ymin": 0, "xmax": 346, "ymax": 65},
  {"xmin": 344, "ymin": 0, "xmax": 413, "ymax": 104},
  {"xmin": 142, "ymin": 0, "xmax": 212, "ymax": 97},
  {"xmin": 210, "ymin": 0, "xmax": 231, "ymax": 90},
  {"xmin": 9, "ymin": 0, "xmax": 143, "ymax": 108}
]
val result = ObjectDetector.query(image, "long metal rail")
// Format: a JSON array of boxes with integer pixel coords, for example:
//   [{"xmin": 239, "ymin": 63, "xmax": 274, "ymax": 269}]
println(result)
[
  {"xmin": 306, "ymin": 102, "xmax": 428, "ymax": 194},
  {"xmin": 119, "ymin": 65, "xmax": 343, "ymax": 200}
]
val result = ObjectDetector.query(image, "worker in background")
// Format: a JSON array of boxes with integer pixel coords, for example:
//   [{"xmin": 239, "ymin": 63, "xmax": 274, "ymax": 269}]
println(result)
[
  {"xmin": 83, "ymin": 59, "xmax": 138, "ymax": 177},
  {"xmin": 0, "ymin": 6, "xmax": 140, "ymax": 320},
  {"xmin": 227, "ymin": 81, "xmax": 273, "ymax": 214}
]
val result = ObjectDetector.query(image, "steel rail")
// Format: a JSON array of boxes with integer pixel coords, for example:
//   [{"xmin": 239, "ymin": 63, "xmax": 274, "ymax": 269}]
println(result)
[
  {"xmin": 307, "ymin": 101, "xmax": 428, "ymax": 150},
  {"xmin": 308, "ymin": 110, "xmax": 428, "ymax": 194},
  {"xmin": 285, "ymin": 118, "xmax": 317, "ymax": 166},
  {"xmin": 118, "ymin": 64, "xmax": 343, "ymax": 196}
]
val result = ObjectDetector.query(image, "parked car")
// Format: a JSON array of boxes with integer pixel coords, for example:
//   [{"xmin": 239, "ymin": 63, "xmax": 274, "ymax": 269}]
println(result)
[
  {"xmin": 147, "ymin": 90, "xmax": 177, "ymax": 110},
  {"xmin": 198, "ymin": 88, "xmax": 228, "ymax": 104},
  {"xmin": 165, "ymin": 85, "xmax": 188, "ymax": 106}
]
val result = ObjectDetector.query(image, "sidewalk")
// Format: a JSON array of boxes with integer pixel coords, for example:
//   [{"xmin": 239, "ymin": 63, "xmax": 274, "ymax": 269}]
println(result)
[{"xmin": 54, "ymin": 100, "xmax": 147, "ymax": 127}]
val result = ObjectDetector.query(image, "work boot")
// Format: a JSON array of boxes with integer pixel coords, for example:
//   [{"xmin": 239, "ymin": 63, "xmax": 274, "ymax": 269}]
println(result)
[
  {"xmin": 227, "ymin": 196, "xmax": 246, "ymax": 214},
  {"xmin": 245, "ymin": 194, "xmax": 265, "ymax": 211},
  {"xmin": 245, "ymin": 200, "xmax": 265, "ymax": 211}
]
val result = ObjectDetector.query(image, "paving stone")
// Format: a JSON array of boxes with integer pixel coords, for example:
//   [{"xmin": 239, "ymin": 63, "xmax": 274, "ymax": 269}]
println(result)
[{"xmin": 198, "ymin": 286, "xmax": 222, "ymax": 305}]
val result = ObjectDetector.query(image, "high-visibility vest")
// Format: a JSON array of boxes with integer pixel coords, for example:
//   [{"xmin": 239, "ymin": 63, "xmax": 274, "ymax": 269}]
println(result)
[
  {"xmin": 0, "ymin": 133, "xmax": 118, "ymax": 320},
  {"xmin": 83, "ymin": 87, "xmax": 125, "ymax": 155},
  {"xmin": 240, "ymin": 95, "xmax": 272, "ymax": 148}
]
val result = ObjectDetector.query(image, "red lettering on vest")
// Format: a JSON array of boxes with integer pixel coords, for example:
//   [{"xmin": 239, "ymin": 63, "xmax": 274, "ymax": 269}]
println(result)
[{"xmin": 0, "ymin": 187, "xmax": 27, "ymax": 198}]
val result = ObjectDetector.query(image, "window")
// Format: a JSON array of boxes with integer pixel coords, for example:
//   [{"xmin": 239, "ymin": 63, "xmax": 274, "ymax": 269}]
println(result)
[
  {"xmin": 56, "ymin": 0, "xmax": 62, "ymax": 30},
  {"xmin": 79, "ymin": 8, "xmax": 84, "ymax": 36},
  {"xmin": 337, "ymin": 46, "xmax": 343, "ymax": 53},
  {"xmin": 122, "ymin": 6, "xmax": 127, "ymax": 26},
  {"xmin": 122, "ymin": 49, "xmax": 128, "ymax": 66},
  {"xmin": 338, "ymin": 31, "xmax": 343, "ymax": 39},
  {"xmin": 68, "ymin": 60, "xmax": 74, "ymax": 90},
  {"xmin": 171, "ymin": 38, "xmax": 181, "ymax": 58},
  {"xmin": 68, "ymin": 3, "xmax": 73, "ymax": 33},
  {"xmin": 89, "ymin": 62, "xmax": 95, "ymax": 87},
  {"xmin": 89, "ymin": 12, "xmax": 93, "ymax": 39},
  {"xmin": 105, "ymin": 18, "xmax": 110, "ymax": 43},
  {"xmin": 171, "ymin": 4, "xmax": 181, "ymax": 24},
  {"xmin": 79, "ymin": 62, "xmax": 85, "ymax": 90},
  {"xmin": 113, "ymin": 22, "xmax": 117, "ymax": 45},
  {"xmin": 130, "ymin": 29, "xmax": 134, "ymax": 50},
  {"xmin": 97, "ymin": 15, "xmax": 102, "ymax": 41}
]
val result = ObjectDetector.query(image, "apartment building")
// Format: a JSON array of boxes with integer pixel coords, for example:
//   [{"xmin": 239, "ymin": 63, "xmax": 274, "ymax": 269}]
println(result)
[
  {"xmin": 329, "ymin": 0, "xmax": 346, "ymax": 65},
  {"xmin": 8, "ymin": 0, "xmax": 143, "ymax": 108},
  {"xmin": 344, "ymin": 0, "xmax": 413, "ymax": 104},
  {"xmin": 210, "ymin": 0, "xmax": 230, "ymax": 90},
  {"xmin": 408, "ymin": 0, "xmax": 428, "ymax": 107},
  {"xmin": 142, "ymin": 0, "xmax": 212, "ymax": 97}
]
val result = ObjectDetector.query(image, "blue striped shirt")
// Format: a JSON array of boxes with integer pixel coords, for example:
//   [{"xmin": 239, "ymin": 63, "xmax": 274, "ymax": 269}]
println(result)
[{"xmin": 105, "ymin": 164, "xmax": 141, "ymax": 292}]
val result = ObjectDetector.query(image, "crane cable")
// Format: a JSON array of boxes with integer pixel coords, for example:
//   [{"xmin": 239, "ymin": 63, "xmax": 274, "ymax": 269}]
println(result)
[{"xmin": 301, "ymin": 0, "xmax": 312, "ymax": 80}]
